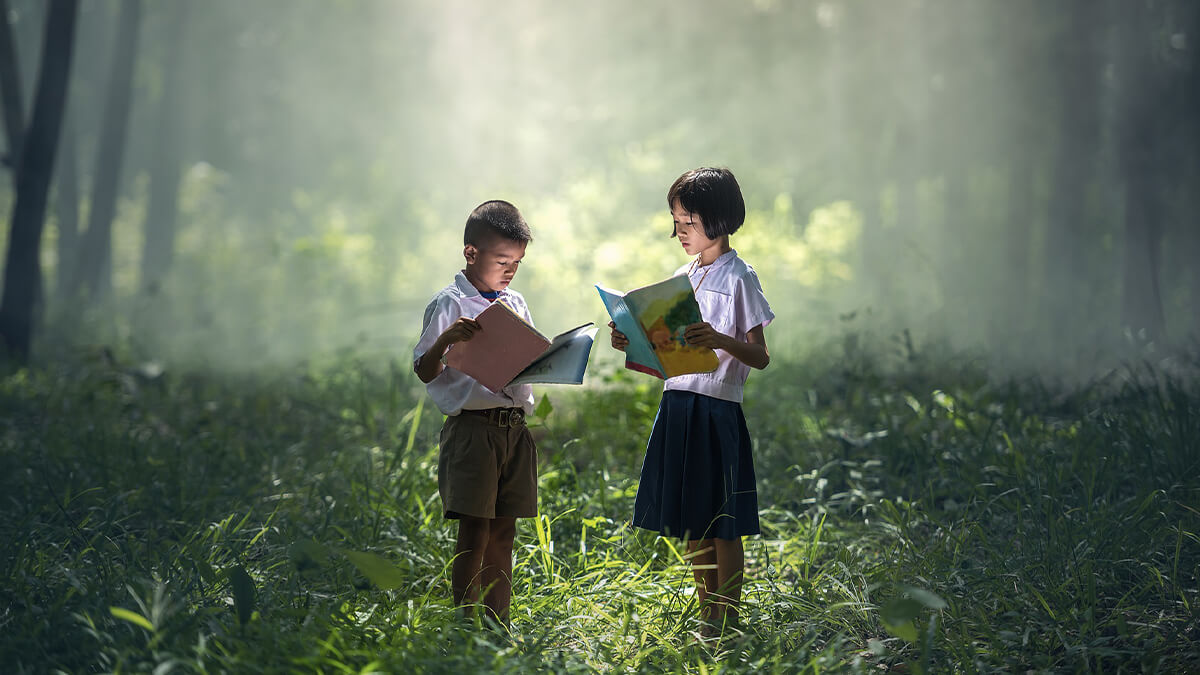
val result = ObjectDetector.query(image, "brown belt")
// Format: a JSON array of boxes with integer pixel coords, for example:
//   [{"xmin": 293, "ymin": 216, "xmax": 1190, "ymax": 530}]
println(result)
[{"xmin": 459, "ymin": 407, "xmax": 526, "ymax": 428}]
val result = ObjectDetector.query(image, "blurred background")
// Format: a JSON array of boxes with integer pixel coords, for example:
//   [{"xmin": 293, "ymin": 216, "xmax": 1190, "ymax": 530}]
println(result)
[{"xmin": 1, "ymin": 0, "xmax": 1196, "ymax": 376}]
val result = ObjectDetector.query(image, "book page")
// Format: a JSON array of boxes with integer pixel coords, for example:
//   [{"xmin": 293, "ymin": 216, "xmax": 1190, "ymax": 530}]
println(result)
[
  {"xmin": 508, "ymin": 323, "xmax": 597, "ymax": 385},
  {"xmin": 596, "ymin": 285, "xmax": 664, "ymax": 379}
]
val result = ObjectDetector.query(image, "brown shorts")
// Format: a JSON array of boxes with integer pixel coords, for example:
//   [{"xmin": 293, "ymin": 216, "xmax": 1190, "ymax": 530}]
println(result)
[{"xmin": 438, "ymin": 407, "xmax": 538, "ymax": 519}]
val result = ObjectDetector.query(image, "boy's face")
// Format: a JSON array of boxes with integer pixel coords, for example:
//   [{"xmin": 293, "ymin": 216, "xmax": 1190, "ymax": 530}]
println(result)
[
  {"xmin": 463, "ymin": 237, "xmax": 527, "ymax": 294},
  {"xmin": 672, "ymin": 201, "xmax": 718, "ymax": 258}
]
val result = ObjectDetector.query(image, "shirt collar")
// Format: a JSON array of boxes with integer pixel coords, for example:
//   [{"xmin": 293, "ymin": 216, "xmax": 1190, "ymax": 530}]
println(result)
[
  {"xmin": 454, "ymin": 271, "xmax": 507, "ymax": 300},
  {"xmin": 693, "ymin": 249, "xmax": 736, "ymax": 273}
]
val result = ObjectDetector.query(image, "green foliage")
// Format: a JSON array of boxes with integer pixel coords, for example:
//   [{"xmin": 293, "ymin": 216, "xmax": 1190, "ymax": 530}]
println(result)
[{"xmin": 1, "ymin": 350, "xmax": 1198, "ymax": 672}]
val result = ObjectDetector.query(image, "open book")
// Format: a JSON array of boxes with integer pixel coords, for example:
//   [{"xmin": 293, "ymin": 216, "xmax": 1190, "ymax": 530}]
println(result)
[
  {"xmin": 596, "ymin": 274, "xmax": 718, "ymax": 379},
  {"xmin": 444, "ymin": 300, "xmax": 596, "ymax": 392}
]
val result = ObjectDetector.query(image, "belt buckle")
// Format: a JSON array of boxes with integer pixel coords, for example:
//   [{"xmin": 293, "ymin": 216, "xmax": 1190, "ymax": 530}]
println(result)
[
  {"xmin": 497, "ymin": 409, "xmax": 510, "ymax": 428},
  {"xmin": 510, "ymin": 408, "xmax": 524, "ymax": 426}
]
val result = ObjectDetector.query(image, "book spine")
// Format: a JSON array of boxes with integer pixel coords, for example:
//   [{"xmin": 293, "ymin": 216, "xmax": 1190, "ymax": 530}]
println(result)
[{"xmin": 626, "ymin": 360, "xmax": 664, "ymax": 380}]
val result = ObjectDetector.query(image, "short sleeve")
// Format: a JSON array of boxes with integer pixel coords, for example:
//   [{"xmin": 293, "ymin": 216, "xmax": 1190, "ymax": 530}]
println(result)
[
  {"xmin": 734, "ymin": 269, "xmax": 774, "ymax": 334},
  {"xmin": 413, "ymin": 293, "xmax": 461, "ymax": 363}
]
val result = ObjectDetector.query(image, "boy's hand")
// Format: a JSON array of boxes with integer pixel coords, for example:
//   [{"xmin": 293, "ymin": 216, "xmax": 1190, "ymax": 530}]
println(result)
[
  {"xmin": 415, "ymin": 317, "xmax": 482, "ymax": 384},
  {"xmin": 608, "ymin": 321, "xmax": 628, "ymax": 352},
  {"xmin": 440, "ymin": 317, "xmax": 482, "ymax": 346},
  {"xmin": 683, "ymin": 322, "xmax": 729, "ymax": 350}
]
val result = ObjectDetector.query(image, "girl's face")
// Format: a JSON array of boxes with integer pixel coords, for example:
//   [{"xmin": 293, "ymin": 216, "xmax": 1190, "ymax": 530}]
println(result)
[
  {"xmin": 672, "ymin": 201, "xmax": 725, "ymax": 262},
  {"xmin": 463, "ymin": 237, "xmax": 526, "ymax": 294}
]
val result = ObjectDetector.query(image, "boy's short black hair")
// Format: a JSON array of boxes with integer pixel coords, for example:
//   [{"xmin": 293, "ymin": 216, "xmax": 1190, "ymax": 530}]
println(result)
[
  {"xmin": 667, "ymin": 167, "xmax": 746, "ymax": 240},
  {"xmin": 464, "ymin": 200, "xmax": 532, "ymax": 247}
]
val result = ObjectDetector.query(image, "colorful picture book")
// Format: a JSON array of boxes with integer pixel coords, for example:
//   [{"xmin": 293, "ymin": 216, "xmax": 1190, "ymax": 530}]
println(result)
[
  {"xmin": 444, "ymin": 300, "xmax": 596, "ymax": 392},
  {"xmin": 595, "ymin": 274, "xmax": 718, "ymax": 379}
]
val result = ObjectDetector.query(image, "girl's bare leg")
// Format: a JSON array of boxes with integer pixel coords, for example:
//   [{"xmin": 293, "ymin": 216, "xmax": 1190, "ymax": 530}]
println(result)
[
  {"xmin": 687, "ymin": 539, "xmax": 718, "ymax": 624},
  {"xmin": 712, "ymin": 536, "xmax": 745, "ymax": 627}
]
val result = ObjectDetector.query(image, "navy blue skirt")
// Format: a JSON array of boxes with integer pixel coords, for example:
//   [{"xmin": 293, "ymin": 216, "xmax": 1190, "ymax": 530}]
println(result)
[{"xmin": 632, "ymin": 390, "xmax": 760, "ymax": 541}]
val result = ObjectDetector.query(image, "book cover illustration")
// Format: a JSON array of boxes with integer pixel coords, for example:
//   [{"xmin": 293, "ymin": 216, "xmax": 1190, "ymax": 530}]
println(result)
[
  {"xmin": 595, "ymin": 274, "xmax": 718, "ymax": 379},
  {"xmin": 444, "ymin": 300, "xmax": 595, "ymax": 391}
]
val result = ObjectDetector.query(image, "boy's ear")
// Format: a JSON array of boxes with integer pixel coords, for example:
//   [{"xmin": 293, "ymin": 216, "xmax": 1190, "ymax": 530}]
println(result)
[{"xmin": 463, "ymin": 244, "xmax": 477, "ymax": 264}]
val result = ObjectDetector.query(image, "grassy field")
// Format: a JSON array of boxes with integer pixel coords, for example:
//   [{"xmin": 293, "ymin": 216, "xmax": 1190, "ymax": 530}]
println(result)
[{"xmin": 1, "ymin": 348, "xmax": 1198, "ymax": 673}]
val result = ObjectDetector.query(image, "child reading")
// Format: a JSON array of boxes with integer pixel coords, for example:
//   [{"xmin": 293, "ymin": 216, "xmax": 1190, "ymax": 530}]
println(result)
[
  {"xmin": 413, "ymin": 200, "xmax": 538, "ymax": 627},
  {"xmin": 609, "ymin": 167, "xmax": 774, "ymax": 637}
]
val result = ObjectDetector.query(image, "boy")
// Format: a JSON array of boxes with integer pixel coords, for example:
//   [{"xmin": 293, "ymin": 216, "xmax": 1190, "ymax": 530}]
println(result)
[{"xmin": 413, "ymin": 199, "xmax": 537, "ymax": 627}]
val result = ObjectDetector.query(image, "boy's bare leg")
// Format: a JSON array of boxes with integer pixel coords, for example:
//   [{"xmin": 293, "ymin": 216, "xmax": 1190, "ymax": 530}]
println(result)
[
  {"xmin": 480, "ymin": 516, "xmax": 516, "ymax": 624},
  {"xmin": 687, "ymin": 539, "xmax": 718, "ymax": 622},
  {"xmin": 712, "ymin": 536, "xmax": 745, "ymax": 627},
  {"xmin": 453, "ymin": 516, "xmax": 491, "ymax": 616}
]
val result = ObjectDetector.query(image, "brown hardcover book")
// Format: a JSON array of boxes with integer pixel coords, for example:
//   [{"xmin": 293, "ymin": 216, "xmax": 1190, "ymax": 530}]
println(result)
[{"xmin": 444, "ymin": 300, "xmax": 596, "ymax": 391}]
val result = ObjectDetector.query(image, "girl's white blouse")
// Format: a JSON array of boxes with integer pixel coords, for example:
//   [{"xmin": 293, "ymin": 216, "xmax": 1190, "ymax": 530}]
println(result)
[{"xmin": 664, "ymin": 250, "xmax": 774, "ymax": 403}]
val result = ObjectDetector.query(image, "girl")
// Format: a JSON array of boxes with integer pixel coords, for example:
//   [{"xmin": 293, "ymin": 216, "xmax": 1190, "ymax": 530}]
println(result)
[{"xmin": 610, "ymin": 167, "xmax": 773, "ymax": 636}]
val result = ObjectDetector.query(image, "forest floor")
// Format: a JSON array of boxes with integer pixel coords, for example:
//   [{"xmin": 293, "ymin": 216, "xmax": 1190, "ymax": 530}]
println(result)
[{"xmin": 2, "ymin": 347, "xmax": 1198, "ymax": 673}]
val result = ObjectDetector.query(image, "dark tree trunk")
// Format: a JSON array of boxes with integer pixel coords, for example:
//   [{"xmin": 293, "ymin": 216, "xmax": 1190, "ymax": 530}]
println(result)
[
  {"xmin": 0, "ymin": 0, "xmax": 79, "ymax": 360},
  {"xmin": 54, "ymin": 114, "xmax": 79, "ymax": 299},
  {"xmin": 1187, "ymin": 2, "xmax": 1200, "ymax": 338},
  {"xmin": 0, "ymin": 0, "xmax": 23, "ymax": 177},
  {"xmin": 1190, "ymin": 187, "xmax": 1200, "ymax": 339},
  {"xmin": 139, "ymin": 1, "xmax": 187, "ymax": 296},
  {"xmin": 70, "ymin": 0, "xmax": 140, "ymax": 302}
]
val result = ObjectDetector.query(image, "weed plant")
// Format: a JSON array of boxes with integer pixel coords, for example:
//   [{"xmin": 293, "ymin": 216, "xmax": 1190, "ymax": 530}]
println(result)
[{"xmin": 1, "ymin": 348, "xmax": 1197, "ymax": 673}]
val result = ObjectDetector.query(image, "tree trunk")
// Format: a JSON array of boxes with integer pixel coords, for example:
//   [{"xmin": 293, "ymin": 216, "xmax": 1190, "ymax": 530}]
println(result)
[
  {"xmin": 1004, "ymin": 160, "xmax": 1034, "ymax": 335},
  {"xmin": 0, "ymin": 0, "xmax": 79, "ymax": 360},
  {"xmin": 69, "ymin": 0, "xmax": 140, "ymax": 302},
  {"xmin": 1186, "ymin": 1, "xmax": 1200, "ymax": 339},
  {"xmin": 54, "ymin": 114, "xmax": 79, "ymax": 299},
  {"xmin": 139, "ymin": 1, "xmax": 187, "ymax": 296},
  {"xmin": 1041, "ymin": 2, "xmax": 1101, "ymax": 347},
  {"xmin": 0, "ymin": 0, "xmax": 23, "ymax": 177},
  {"xmin": 1120, "ymin": 158, "xmax": 1165, "ymax": 342},
  {"xmin": 1116, "ymin": 1, "xmax": 1166, "ymax": 342}
]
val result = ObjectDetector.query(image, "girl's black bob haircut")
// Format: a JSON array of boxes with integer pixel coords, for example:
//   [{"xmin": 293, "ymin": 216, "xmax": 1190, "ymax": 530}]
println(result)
[
  {"xmin": 464, "ymin": 199, "xmax": 532, "ymax": 247},
  {"xmin": 667, "ymin": 167, "xmax": 745, "ymax": 240}
]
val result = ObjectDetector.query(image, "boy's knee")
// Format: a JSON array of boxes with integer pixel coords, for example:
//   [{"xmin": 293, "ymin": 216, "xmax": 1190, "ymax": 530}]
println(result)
[
  {"xmin": 488, "ymin": 517, "xmax": 516, "ymax": 543},
  {"xmin": 458, "ymin": 516, "xmax": 491, "ymax": 545}
]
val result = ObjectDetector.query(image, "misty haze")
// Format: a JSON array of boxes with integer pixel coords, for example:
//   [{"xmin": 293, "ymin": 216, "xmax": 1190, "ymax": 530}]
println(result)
[{"xmin": 1, "ymin": 1, "xmax": 1197, "ymax": 672}]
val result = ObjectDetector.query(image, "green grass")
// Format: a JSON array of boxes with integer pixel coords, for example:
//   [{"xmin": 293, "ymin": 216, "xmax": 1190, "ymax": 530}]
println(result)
[{"xmin": 1, "ymin": 349, "xmax": 1197, "ymax": 673}]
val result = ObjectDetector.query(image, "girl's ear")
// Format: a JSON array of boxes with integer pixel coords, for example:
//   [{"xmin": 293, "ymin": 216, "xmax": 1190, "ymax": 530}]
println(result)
[{"xmin": 463, "ymin": 245, "xmax": 477, "ymax": 264}]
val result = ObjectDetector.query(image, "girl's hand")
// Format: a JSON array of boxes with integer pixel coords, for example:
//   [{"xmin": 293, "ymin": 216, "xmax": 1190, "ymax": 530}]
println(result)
[
  {"xmin": 683, "ymin": 322, "xmax": 729, "ymax": 350},
  {"xmin": 608, "ymin": 321, "xmax": 629, "ymax": 352}
]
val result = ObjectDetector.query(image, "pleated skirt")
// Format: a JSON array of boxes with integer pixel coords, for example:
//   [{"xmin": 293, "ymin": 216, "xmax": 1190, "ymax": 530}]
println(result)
[{"xmin": 632, "ymin": 390, "xmax": 760, "ymax": 541}]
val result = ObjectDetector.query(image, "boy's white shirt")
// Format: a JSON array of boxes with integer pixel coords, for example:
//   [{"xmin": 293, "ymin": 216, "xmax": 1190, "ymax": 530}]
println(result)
[
  {"xmin": 663, "ymin": 249, "xmax": 774, "ymax": 403},
  {"xmin": 414, "ymin": 271, "xmax": 536, "ymax": 416}
]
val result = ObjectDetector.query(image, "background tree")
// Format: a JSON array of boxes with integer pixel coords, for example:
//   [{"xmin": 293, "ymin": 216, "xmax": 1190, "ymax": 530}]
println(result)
[
  {"xmin": 0, "ymin": 0, "xmax": 24, "ymax": 179},
  {"xmin": 138, "ymin": 1, "xmax": 188, "ymax": 297},
  {"xmin": 0, "ymin": 0, "xmax": 1196, "ymax": 369},
  {"xmin": 1115, "ymin": 0, "xmax": 1168, "ymax": 342},
  {"xmin": 0, "ymin": 0, "xmax": 79, "ymax": 359},
  {"xmin": 65, "ymin": 0, "xmax": 140, "ymax": 303}
]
